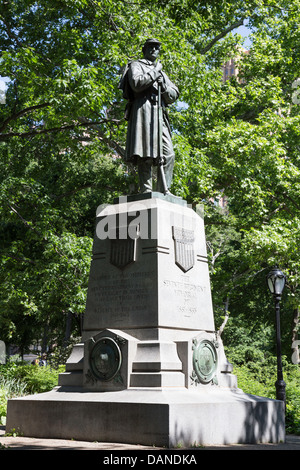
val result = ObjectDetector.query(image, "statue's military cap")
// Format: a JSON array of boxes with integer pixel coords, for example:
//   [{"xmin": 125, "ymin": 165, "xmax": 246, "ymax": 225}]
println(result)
[{"xmin": 143, "ymin": 38, "xmax": 161, "ymax": 47}]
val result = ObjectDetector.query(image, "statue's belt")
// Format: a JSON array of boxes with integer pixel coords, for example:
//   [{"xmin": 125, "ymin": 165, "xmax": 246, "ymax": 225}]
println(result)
[{"xmin": 133, "ymin": 89, "xmax": 161, "ymax": 105}]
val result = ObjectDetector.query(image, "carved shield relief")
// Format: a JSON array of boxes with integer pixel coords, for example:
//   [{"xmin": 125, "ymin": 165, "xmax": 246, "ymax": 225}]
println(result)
[
  {"xmin": 110, "ymin": 224, "xmax": 139, "ymax": 269},
  {"xmin": 172, "ymin": 226, "xmax": 195, "ymax": 272},
  {"xmin": 110, "ymin": 238, "xmax": 136, "ymax": 269}
]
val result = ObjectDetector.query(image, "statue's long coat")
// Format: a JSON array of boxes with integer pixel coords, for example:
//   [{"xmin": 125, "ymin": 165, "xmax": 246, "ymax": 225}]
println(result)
[{"xmin": 124, "ymin": 59, "xmax": 179, "ymax": 163}]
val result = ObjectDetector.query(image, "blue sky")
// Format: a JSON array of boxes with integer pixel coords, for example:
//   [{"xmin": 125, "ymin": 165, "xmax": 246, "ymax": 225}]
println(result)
[{"xmin": 235, "ymin": 22, "xmax": 253, "ymax": 49}]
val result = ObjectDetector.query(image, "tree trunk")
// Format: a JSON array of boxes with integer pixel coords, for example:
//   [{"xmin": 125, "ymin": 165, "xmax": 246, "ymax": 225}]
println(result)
[
  {"xmin": 291, "ymin": 307, "xmax": 300, "ymax": 364},
  {"xmin": 63, "ymin": 311, "xmax": 73, "ymax": 348},
  {"xmin": 217, "ymin": 296, "xmax": 230, "ymax": 338},
  {"xmin": 41, "ymin": 324, "xmax": 49, "ymax": 355}
]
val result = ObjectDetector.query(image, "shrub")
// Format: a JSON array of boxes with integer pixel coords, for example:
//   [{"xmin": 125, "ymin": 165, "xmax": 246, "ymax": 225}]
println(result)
[
  {"xmin": 0, "ymin": 376, "xmax": 27, "ymax": 424},
  {"xmin": 230, "ymin": 354, "xmax": 300, "ymax": 435},
  {"xmin": 0, "ymin": 361, "xmax": 64, "ymax": 422}
]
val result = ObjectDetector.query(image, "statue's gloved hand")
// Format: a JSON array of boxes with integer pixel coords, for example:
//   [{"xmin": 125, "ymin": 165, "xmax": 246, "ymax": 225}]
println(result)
[{"xmin": 157, "ymin": 74, "xmax": 167, "ymax": 92}]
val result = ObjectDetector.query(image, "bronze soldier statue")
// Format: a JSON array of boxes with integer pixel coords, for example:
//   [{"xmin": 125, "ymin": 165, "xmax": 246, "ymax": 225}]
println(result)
[{"xmin": 120, "ymin": 39, "xmax": 179, "ymax": 194}]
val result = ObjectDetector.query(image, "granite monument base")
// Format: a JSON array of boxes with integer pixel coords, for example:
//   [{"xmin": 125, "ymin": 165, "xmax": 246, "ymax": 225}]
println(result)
[
  {"xmin": 6, "ymin": 387, "xmax": 285, "ymax": 447},
  {"xmin": 6, "ymin": 194, "xmax": 286, "ymax": 447}
]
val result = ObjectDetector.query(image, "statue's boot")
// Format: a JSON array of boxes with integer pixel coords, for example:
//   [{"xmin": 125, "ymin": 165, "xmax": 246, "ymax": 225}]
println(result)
[
  {"xmin": 157, "ymin": 153, "xmax": 175, "ymax": 194},
  {"xmin": 137, "ymin": 157, "xmax": 153, "ymax": 193}
]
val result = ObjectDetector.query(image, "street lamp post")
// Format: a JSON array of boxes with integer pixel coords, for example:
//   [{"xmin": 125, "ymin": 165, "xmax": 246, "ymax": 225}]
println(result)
[{"xmin": 266, "ymin": 267, "xmax": 286, "ymax": 404}]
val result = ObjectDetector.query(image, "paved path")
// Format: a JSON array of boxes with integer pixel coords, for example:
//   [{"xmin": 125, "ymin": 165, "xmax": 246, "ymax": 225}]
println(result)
[{"xmin": 0, "ymin": 427, "xmax": 299, "ymax": 450}]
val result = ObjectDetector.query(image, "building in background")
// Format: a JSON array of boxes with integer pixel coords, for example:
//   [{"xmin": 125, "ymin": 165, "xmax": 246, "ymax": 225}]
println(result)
[{"xmin": 222, "ymin": 47, "xmax": 249, "ymax": 83}]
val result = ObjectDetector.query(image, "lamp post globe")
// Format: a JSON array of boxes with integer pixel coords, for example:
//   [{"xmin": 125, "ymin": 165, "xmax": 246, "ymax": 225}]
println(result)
[
  {"xmin": 266, "ymin": 267, "xmax": 286, "ymax": 404},
  {"xmin": 267, "ymin": 267, "xmax": 286, "ymax": 298}
]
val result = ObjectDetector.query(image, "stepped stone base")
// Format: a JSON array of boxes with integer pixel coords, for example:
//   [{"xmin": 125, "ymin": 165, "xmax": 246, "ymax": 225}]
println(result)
[
  {"xmin": 5, "ymin": 194, "xmax": 286, "ymax": 447},
  {"xmin": 6, "ymin": 387, "xmax": 285, "ymax": 447}
]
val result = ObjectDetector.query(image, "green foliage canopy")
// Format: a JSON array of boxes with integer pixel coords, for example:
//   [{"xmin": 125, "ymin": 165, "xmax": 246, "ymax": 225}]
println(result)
[{"xmin": 0, "ymin": 0, "xmax": 300, "ymax": 365}]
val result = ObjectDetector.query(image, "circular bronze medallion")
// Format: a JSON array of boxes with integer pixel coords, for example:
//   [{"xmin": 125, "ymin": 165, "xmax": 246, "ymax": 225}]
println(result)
[
  {"xmin": 193, "ymin": 339, "xmax": 218, "ymax": 384},
  {"xmin": 89, "ymin": 337, "xmax": 122, "ymax": 381}
]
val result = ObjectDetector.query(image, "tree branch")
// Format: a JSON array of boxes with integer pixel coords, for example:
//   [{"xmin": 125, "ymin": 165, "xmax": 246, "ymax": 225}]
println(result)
[
  {"xmin": 0, "ymin": 114, "xmax": 126, "ymax": 157},
  {"xmin": 0, "ymin": 103, "xmax": 51, "ymax": 133},
  {"xmin": 0, "ymin": 119, "xmax": 118, "ymax": 140},
  {"xmin": 77, "ymin": 117, "xmax": 126, "ymax": 157},
  {"xmin": 217, "ymin": 306, "xmax": 230, "ymax": 338},
  {"xmin": 54, "ymin": 184, "xmax": 93, "ymax": 201},
  {"xmin": 7, "ymin": 202, "xmax": 35, "ymax": 232},
  {"xmin": 0, "ymin": 252, "xmax": 36, "ymax": 265},
  {"xmin": 200, "ymin": 19, "xmax": 245, "ymax": 54}
]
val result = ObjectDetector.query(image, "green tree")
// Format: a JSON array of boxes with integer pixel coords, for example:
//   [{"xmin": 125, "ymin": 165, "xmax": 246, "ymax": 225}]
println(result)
[
  {"xmin": 1, "ymin": 0, "xmax": 300, "ymax": 364},
  {"xmin": 203, "ymin": 17, "xmax": 300, "ymax": 360}
]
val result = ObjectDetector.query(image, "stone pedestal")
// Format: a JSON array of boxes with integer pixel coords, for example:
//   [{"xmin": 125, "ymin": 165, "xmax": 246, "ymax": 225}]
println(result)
[
  {"xmin": 6, "ymin": 193, "xmax": 285, "ymax": 447},
  {"xmin": 83, "ymin": 193, "xmax": 214, "ymax": 338}
]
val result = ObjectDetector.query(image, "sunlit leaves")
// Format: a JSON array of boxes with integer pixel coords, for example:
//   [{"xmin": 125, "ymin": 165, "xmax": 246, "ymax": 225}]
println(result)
[{"xmin": 1, "ymin": 0, "xmax": 300, "ymax": 355}]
